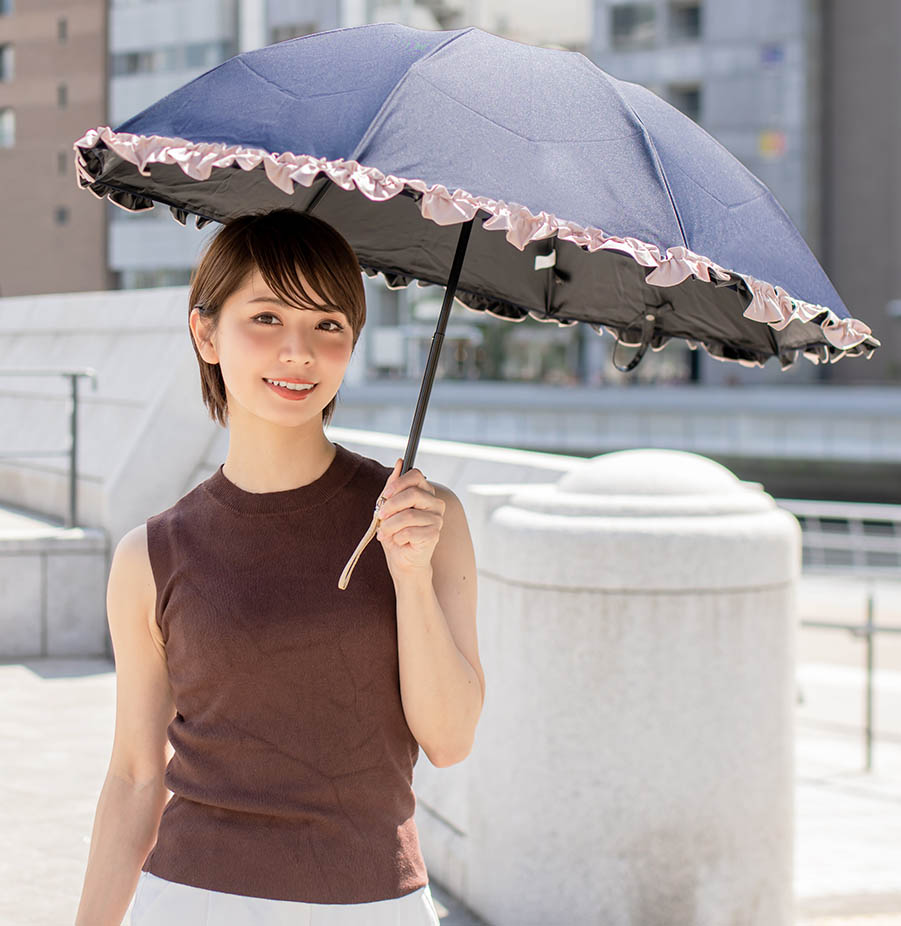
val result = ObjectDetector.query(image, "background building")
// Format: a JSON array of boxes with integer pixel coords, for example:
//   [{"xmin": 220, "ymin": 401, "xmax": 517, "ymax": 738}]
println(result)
[
  {"xmin": 0, "ymin": 0, "xmax": 111, "ymax": 296},
  {"xmin": 0, "ymin": 1, "xmax": 896, "ymax": 384},
  {"xmin": 589, "ymin": 0, "xmax": 900, "ymax": 385},
  {"xmin": 819, "ymin": 0, "xmax": 901, "ymax": 384},
  {"xmin": 590, "ymin": 0, "xmax": 822, "ymax": 385}
]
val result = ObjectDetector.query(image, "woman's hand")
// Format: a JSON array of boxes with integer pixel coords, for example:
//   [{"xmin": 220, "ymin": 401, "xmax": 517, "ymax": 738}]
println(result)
[{"xmin": 376, "ymin": 458, "xmax": 446, "ymax": 580}]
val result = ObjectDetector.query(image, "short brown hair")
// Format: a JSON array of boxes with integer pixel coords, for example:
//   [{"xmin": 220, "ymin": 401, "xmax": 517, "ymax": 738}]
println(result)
[{"xmin": 188, "ymin": 209, "xmax": 367, "ymax": 428}]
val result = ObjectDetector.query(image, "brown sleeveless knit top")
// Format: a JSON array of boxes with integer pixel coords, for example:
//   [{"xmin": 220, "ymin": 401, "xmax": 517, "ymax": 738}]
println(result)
[{"xmin": 140, "ymin": 441, "xmax": 429, "ymax": 903}]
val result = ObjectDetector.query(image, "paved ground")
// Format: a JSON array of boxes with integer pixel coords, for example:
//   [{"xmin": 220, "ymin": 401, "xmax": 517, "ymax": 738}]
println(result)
[
  {"xmin": 0, "ymin": 658, "xmax": 487, "ymax": 926},
  {"xmin": 2, "ymin": 572, "xmax": 900, "ymax": 925}
]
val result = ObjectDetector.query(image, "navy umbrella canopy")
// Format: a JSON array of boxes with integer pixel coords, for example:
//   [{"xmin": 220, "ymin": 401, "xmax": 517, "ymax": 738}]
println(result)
[
  {"xmin": 73, "ymin": 22, "xmax": 880, "ymax": 586},
  {"xmin": 74, "ymin": 24, "xmax": 877, "ymax": 362}
]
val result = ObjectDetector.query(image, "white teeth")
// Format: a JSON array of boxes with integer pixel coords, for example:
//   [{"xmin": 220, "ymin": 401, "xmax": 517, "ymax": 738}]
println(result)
[{"xmin": 265, "ymin": 379, "xmax": 314, "ymax": 391}]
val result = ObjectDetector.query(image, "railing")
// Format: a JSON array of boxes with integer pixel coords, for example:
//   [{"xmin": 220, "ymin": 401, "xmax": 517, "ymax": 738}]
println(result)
[
  {"xmin": 798, "ymin": 588, "xmax": 900, "ymax": 773},
  {"xmin": 778, "ymin": 498, "xmax": 901, "ymax": 772},
  {"xmin": 778, "ymin": 498, "xmax": 901, "ymax": 572},
  {"xmin": 0, "ymin": 368, "xmax": 98, "ymax": 528}
]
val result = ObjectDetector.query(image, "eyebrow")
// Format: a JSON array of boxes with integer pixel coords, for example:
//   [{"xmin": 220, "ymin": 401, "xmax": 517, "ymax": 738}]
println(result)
[{"xmin": 247, "ymin": 296, "xmax": 344, "ymax": 312}]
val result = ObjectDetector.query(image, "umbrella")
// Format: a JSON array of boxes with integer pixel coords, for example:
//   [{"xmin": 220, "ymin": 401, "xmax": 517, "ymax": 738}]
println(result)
[{"xmin": 71, "ymin": 22, "xmax": 880, "ymax": 588}]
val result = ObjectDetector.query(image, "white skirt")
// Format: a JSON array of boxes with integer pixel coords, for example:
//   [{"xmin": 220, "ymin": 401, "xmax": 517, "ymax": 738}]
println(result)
[{"xmin": 129, "ymin": 871, "xmax": 441, "ymax": 926}]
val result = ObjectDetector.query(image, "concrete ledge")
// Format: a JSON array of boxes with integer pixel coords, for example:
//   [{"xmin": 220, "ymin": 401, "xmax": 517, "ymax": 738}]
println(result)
[{"xmin": 0, "ymin": 509, "xmax": 109, "ymax": 659}]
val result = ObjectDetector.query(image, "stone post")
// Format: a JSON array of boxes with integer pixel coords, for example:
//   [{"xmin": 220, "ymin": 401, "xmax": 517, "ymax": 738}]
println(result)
[{"xmin": 459, "ymin": 448, "xmax": 801, "ymax": 926}]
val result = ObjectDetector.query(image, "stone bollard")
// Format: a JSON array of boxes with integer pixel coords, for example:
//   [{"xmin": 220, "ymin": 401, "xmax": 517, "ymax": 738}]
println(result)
[{"xmin": 460, "ymin": 448, "xmax": 801, "ymax": 926}]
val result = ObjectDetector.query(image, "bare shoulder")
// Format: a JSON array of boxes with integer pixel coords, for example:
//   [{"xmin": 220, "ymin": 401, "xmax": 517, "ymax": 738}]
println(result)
[
  {"xmin": 430, "ymin": 482, "xmax": 468, "ymax": 528},
  {"xmin": 111, "ymin": 523, "xmax": 164, "ymax": 656}
]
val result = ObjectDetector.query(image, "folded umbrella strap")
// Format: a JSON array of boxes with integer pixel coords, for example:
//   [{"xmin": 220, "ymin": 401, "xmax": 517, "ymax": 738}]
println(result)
[
  {"xmin": 338, "ymin": 495, "xmax": 386, "ymax": 590},
  {"xmin": 611, "ymin": 306, "xmax": 670, "ymax": 373}
]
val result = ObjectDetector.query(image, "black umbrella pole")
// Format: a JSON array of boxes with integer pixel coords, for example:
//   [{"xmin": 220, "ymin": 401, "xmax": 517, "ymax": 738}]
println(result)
[
  {"xmin": 338, "ymin": 217, "xmax": 474, "ymax": 590},
  {"xmin": 400, "ymin": 217, "xmax": 474, "ymax": 475}
]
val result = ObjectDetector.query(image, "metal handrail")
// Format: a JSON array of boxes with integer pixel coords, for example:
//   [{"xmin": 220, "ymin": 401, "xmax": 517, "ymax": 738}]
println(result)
[
  {"xmin": 778, "ymin": 498, "xmax": 901, "ymax": 574},
  {"xmin": 0, "ymin": 368, "xmax": 98, "ymax": 527},
  {"xmin": 800, "ymin": 584, "xmax": 901, "ymax": 774}
]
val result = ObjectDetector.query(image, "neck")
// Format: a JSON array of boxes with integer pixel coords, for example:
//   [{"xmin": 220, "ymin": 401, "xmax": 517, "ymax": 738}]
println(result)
[{"xmin": 221, "ymin": 432, "xmax": 337, "ymax": 495}]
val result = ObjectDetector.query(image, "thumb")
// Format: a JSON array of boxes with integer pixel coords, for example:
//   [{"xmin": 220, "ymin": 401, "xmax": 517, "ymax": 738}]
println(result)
[
  {"xmin": 382, "ymin": 458, "xmax": 402, "ymax": 498},
  {"xmin": 390, "ymin": 457, "xmax": 402, "ymax": 485}
]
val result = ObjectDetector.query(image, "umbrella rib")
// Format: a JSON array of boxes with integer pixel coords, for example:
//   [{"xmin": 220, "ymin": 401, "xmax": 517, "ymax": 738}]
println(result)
[
  {"xmin": 608, "ymin": 86, "xmax": 690, "ymax": 249},
  {"xmin": 644, "ymin": 133, "xmax": 689, "ymax": 249},
  {"xmin": 305, "ymin": 174, "xmax": 332, "ymax": 214},
  {"xmin": 348, "ymin": 28, "xmax": 474, "ymax": 164}
]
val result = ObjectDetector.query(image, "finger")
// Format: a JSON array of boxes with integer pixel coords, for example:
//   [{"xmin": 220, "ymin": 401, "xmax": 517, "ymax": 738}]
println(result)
[
  {"xmin": 394, "ymin": 524, "xmax": 439, "ymax": 547},
  {"xmin": 379, "ymin": 508, "xmax": 441, "ymax": 536},
  {"xmin": 380, "ymin": 523, "xmax": 438, "ymax": 546},
  {"xmin": 391, "ymin": 467, "xmax": 430, "ymax": 497},
  {"xmin": 380, "ymin": 487, "xmax": 443, "ymax": 520}
]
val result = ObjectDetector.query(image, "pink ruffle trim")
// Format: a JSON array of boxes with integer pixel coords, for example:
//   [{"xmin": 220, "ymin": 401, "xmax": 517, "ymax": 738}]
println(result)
[{"xmin": 73, "ymin": 126, "xmax": 878, "ymax": 360}]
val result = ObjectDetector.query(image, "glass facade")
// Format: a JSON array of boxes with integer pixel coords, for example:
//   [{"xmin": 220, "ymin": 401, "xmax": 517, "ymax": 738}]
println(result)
[
  {"xmin": 610, "ymin": 3, "xmax": 656, "ymax": 48},
  {"xmin": 269, "ymin": 22, "xmax": 318, "ymax": 43},
  {"xmin": 110, "ymin": 40, "xmax": 237, "ymax": 77},
  {"xmin": 668, "ymin": 1, "xmax": 702, "ymax": 41}
]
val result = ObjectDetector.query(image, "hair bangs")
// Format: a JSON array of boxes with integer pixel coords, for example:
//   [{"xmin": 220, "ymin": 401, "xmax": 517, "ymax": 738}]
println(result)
[{"xmin": 249, "ymin": 219, "xmax": 355, "ymax": 321}]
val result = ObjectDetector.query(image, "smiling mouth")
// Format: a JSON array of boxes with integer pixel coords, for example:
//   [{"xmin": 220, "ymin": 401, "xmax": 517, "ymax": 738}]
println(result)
[
  {"xmin": 262, "ymin": 377, "xmax": 316, "ymax": 386},
  {"xmin": 262, "ymin": 378, "xmax": 318, "ymax": 398}
]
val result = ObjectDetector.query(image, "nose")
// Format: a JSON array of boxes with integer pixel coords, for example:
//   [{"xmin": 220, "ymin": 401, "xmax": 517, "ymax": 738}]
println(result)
[{"xmin": 278, "ymin": 322, "xmax": 315, "ymax": 364}]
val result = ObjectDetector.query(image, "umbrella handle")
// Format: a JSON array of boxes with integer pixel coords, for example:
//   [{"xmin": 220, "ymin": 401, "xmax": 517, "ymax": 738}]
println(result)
[
  {"xmin": 338, "ymin": 218, "xmax": 475, "ymax": 591},
  {"xmin": 338, "ymin": 496, "xmax": 387, "ymax": 589}
]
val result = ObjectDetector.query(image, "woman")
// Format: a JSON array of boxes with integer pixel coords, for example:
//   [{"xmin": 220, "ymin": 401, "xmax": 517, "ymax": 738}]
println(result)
[{"xmin": 74, "ymin": 209, "xmax": 485, "ymax": 925}]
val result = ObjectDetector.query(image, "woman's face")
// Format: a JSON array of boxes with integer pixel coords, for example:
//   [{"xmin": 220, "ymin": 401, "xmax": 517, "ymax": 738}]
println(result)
[{"xmin": 193, "ymin": 265, "xmax": 355, "ymax": 428}]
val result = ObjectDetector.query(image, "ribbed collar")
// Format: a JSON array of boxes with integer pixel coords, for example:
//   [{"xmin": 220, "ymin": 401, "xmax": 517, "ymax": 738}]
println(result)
[{"xmin": 202, "ymin": 442, "xmax": 361, "ymax": 515}]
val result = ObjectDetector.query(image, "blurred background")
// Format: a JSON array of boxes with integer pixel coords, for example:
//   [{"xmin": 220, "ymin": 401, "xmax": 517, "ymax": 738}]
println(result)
[
  {"xmin": 2, "ymin": 0, "xmax": 899, "ymax": 503},
  {"xmin": 1, "ymin": 4, "xmax": 900, "ymax": 924},
  {"xmin": 3, "ymin": 0, "xmax": 901, "ymax": 375}
]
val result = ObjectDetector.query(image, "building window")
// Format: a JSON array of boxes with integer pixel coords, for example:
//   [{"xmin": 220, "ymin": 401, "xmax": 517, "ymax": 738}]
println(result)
[
  {"xmin": 58, "ymin": 82, "xmax": 68, "ymax": 107},
  {"xmin": 55, "ymin": 206, "xmax": 70, "ymax": 225},
  {"xmin": 111, "ymin": 49, "xmax": 156, "ymax": 76},
  {"xmin": 111, "ymin": 41, "xmax": 235, "ymax": 76},
  {"xmin": 269, "ymin": 22, "xmax": 317, "ymax": 44},
  {"xmin": 0, "ymin": 0, "xmax": 13, "ymax": 15},
  {"xmin": 611, "ymin": 3, "xmax": 656, "ymax": 49},
  {"xmin": 0, "ymin": 107, "xmax": 14, "ymax": 147},
  {"xmin": 58, "ymin": 17, "xmax": 68, "ymax": 43},
  {"xmin": 58, "ymin": 150, "xmax": 68, "ymax": 174},
  {"xmin": 185, "ymin": 40, "xmax": 235, "ymax": 69},
  {"xmin": 119, "ymin": 267, "xmax": 193, "ymax": 288},
  {"xmin": 0, "ymin": 44, "xmax": 13, "ymax": 81},
  {"xmin": 668, "ymin": 82, "xmax": 702, "ymax": 122},
  {"xmin": 669, "ymin": 1, "xmax": 702, "ymax": 41},
  {"xmin": 185, "ymin": 42, "xmax": 213, "ymax": 68}
]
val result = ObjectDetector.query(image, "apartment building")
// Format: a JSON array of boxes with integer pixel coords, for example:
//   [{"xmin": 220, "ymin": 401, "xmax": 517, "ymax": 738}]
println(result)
[{"xmin": 0, "ymin": 0, "xmax": 111, "ymax": 296}]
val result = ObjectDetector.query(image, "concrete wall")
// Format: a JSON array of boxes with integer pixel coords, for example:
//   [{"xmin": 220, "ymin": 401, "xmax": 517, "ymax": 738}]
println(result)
[{"xmin": 1, "ymin": 285, "xmax": 899, "ymax": 555}]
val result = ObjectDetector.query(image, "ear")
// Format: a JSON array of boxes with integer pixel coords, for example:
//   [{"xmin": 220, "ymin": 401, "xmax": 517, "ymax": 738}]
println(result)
[{"xmin": 190, "ymin": 306, "xmax": 219, "ymax": 365}]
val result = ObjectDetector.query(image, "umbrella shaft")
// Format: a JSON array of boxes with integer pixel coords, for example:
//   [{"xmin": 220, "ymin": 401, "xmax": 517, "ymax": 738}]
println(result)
[{"xmin": 400, "ymin": 217, "xmax": 475, "ymax": 476}]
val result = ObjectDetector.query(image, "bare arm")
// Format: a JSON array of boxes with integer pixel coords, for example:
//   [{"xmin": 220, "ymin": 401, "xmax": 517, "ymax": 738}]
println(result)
[
  {"xmin": 392, "ymin": 483, "xmax": 485, "ymax": 767},
  {"xmin": 75, "ymin": 524, "xmax": 176, "ymax": 926}
]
